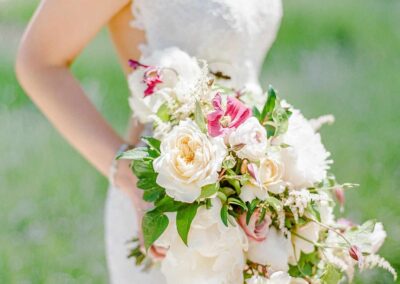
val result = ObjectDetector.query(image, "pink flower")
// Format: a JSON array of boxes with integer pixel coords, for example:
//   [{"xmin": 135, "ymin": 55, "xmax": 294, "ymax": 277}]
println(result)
[
  {"xmin": 207, "ymin": 94, "xmax": 251, "ymax": 137},
  {"xmin": 143, "ymin": 67, "xmax": 163, "ymax": 97},
  {"xmin": 128, "ymin": 59, "xmax": 163, "ymax": 97},
  {"xmin": 238, "ymin": 208, "xmax": 271, "ymax": 242}
]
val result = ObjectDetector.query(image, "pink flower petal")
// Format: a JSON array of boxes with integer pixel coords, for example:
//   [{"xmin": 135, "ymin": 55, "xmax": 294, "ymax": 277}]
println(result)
[
  {"xmin": 128, "ymin": 59, "xmax": 148, "ymax": 70},
  {"xmin": 207, "ymin": 93, "xmax": 251, "ymax": 137},
  {"xmin": 150, "ymin": 245, "xmax": 167, "ymax": 261},
  {"xmin": 238, "ymin": 209, "xmax": 270, "ymax": 242}
]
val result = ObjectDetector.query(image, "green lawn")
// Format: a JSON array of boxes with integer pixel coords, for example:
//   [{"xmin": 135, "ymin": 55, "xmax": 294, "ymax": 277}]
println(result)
[{"xmin": 1, "ymin": 0, "xmax": 399, "ymax": 283}]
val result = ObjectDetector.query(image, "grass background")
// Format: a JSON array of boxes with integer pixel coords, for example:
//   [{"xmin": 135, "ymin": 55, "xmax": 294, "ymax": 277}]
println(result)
[{"xmin": 0, "ymin": 0, "xmax": 399, "ymax": 283}]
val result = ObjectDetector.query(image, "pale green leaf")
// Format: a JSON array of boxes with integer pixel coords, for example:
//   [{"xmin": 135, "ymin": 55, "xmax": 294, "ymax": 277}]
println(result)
[
  {"xmin": 117, "ymin": 147, "xmax": 148, "ymax": 160},
  {"xmin": 194, "ymin": 101, "xmax": 207, "ymax": 133},
  {"xmin": 199, "ymin": 183, "xmax": 219, "ymax": 199}
]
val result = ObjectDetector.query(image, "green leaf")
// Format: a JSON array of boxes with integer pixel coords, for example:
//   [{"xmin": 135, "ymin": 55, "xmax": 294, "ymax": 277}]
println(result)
[
  {"xmin": 252, "ymin": 106, "xmax": 261, "ymax": 120},
  {"xmin": 246, "ymin": 199, "xmax": 260, "ymax": 224},
  {"xmin": 142, "ymin": 187, "xmax": 164, "ymax": 202},
  {"xmin": 228, "ymin": 197, "xmax": 247, "ymax": 210},
  {"xmin": 176, "ymin": 203, "xmax": 200, "ymax": 245},
  {"xmin": 220, "ymin": 187, "xmax": 236, "ymax": 197},
  {"xmin": 199, "ymin": 183, "xmax": 219, "ymax": 199},
  {"xmin": 265, "ymin": 196, "xmax": 282, "ymax": 212},
  {"xmin": 117, "ymin": 147, "xmax": 148, "ymax": 160},
  {"xmin": 137, "ymin": 177, "xmax": 160, "ymax": 189},
  {"xmin": 258, "ymin": 207, "xmax": 267, "ymax": 223},
  {"xmin": 272, "ymin": 107, "xmax": 291, "ymax": 135},
  {"xmin": 220, "ymin": 204, "xmax": 229, "ymax": 226},
  {"xmin": 141, "ymin": 137, "xmax": 161, "ymax": 153},
  {"xmin": 194, "ymin": 100, "xmax": 207, "ymax": 133},
  {"xmin": 217, "ymin": 191, "xmax": 227, "ymax": 203},
  {"xmin": 156, "ymin": 103, "xmax": 170, "ymax": 122},
  {"xmin": 142, "ymin": 211, "xmax": 169, "ymax": 250},
  {"xmin": 226, "ymin": 178, "xmax": 241, "ymax": 195},
  {"xmin": 132, "ymin": 160, "xmax": 154, "ymax": 179},
  {"xmin": 222, "ymin": 155, "xmax": 236, "ymax": 169},
  {"xmin": 307, "ymin": 203, "xmax": 321, "ymax": 222},
  {"xmin": 261, "ymin": 85, "xmax": 277, "ymax": 120},
  {"xmin": 154, "ymin": 195, "xmax": 184, "ymax": 212},
  {"xmin": 321, "ymin": 263, "xmax": 342, "ymax": 284}
]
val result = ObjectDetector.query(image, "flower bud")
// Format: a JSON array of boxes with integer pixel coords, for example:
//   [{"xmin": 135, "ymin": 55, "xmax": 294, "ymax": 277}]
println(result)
[
  {"xmin": 240, "ymin": 159, "xmax": 249, "ymax": 174},
  {"xmin": 349, "ymin": 245, "xmax": 363, "ymax": 267},
  {"xmin": 334, "ymin": 187, "xmax": 345, "ymax": 211},
  {"xmin": 247, "ymin": 163, "xmax": 258, "ymax": 181}
]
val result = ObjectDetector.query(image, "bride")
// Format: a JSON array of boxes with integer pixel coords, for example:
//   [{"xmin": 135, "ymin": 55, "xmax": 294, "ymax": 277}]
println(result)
[{"xmin": 15, "ymin": 0, "xmax": 282, "ymax": 283}]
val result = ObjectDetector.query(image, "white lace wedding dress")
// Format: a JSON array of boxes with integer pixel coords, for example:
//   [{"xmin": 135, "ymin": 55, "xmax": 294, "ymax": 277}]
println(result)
[{"xmin": 105, "ymin": 0, "xmax": 283, "ymax": 283}]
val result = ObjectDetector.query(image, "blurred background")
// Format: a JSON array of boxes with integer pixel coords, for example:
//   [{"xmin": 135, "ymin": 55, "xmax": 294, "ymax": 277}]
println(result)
[{"xmin": 0, "ymin": 0, "xmax": 399, "ymax": 283}]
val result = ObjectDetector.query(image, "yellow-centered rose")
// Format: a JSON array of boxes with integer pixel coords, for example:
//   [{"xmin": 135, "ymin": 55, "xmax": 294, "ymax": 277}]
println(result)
[{"xmin": 153, "ymin": 120, "xmax": 227, "ymax": 202}]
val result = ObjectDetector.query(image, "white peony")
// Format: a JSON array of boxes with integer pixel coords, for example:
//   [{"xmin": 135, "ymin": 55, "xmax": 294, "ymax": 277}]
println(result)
[
  {"xmin": 153, "ymin": 120, "xmax": 227, "ymax": 202},
  {"xmin": 290, "ymin": 222, "xmax": 320, "ymax": 263},
  {"xmin": 157, "ymin": 199, "xmax": 248, "ymax": 284},
  {"xmin": 369, "ymin": 222, "xmax": 386, "ymax": 253},
  {"xmin": 247, "ymin": 227, "xmax": 292, "ymax": 272},
  {"xmin": 278, "ymin": 107, "xmax": 331, "ymax": 189},
  {"xmin": 240, "ymin": 157, "xmax": 286, "ymax": 202},
  {"xmin": 246, "ymin": 272, "xmax": 291, "ymax": 284},
  {"xmin": 128, "ymin": 47, "xmax": 202, "ymax": 123},
  {"xmin": 229, "ymin": 117, "xmax": 268, "ymax": 161}
]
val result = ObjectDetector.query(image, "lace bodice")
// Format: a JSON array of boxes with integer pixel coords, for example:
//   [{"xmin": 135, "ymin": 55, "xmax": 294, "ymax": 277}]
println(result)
[{"xmin": 131, "ymin": 0, "xmax": 282, "ymax": 93}]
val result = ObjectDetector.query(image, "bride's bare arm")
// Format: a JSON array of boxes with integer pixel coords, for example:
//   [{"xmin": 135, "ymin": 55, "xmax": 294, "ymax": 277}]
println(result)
[{"xmin": 15, "ymin": 0, "xmax": 144, "ymax": 204}]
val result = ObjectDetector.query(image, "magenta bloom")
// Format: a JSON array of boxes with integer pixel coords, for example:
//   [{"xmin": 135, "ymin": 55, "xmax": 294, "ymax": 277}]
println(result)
[
  {"xmin": 128, "ymin": 59, "xmax": 163, "ymax": 97},
  {"xmin": 207, "ymin": 94, "xmax": 251, "ymax": 137},
  {"xmin": 143, "ymin": 67, "xmax": 163, "ymax": 97}
]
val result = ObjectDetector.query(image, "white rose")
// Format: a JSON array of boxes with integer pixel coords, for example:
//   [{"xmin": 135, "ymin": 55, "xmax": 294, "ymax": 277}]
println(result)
[
  {"xmin": 289, "ymin": 222, "xmax": 320, "ymax": 263},
  {"xmin": 158, "ymin": 199, "xmax": 248, "ymax": 284},
  {"xmin": 240, "ymin": 157, "xmax": 286, "ymax": 202},
  {"xmin": 278, "ymin": 106, "xmax": 331, "ymax": 189},
  {"xmin": 153, "ymin": 120, "xmax": 227, "ymax": 202},
  {"xmin": 247, "ymin": 227, "xmax": 292, "ymax": 272},
  {"xmin": 229, "ymin": 117, "xmax": 268, "ymax": 161},
  {"xmin": 128, "ymin": 47, "xmax": 201, "ymax": 123},
  {"xmin": 246, "ymin": 272, "xmax": 291, "ymax": 284}
]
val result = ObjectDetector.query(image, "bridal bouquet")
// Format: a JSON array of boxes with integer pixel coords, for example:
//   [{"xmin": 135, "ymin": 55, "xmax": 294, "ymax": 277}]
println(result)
[{"xmin": 119, "ymin": 48, "xmax": 396, "ymax": 284}]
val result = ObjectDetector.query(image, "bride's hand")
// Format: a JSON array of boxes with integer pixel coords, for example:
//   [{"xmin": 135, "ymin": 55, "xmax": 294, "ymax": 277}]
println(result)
[
  {"xmin": 114, "ymin": 159, "xmax": 151, "ymax": 246},
  {"xmin": 115, "ymin": 159, "xmax": 167, "ymax": 260}
]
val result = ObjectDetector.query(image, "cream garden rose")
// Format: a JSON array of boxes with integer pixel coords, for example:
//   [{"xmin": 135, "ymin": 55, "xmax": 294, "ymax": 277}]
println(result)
[
  {"xmin": 228, "ymin": 117, "xmax": 267, "ymax": 161},
  {"xmin": 153, "ymin": 120, "xmax": 227, "ymax": 202},
  {"xmin": 240, "ymin": 157, "xmax": 286, "ymax": 202}
]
